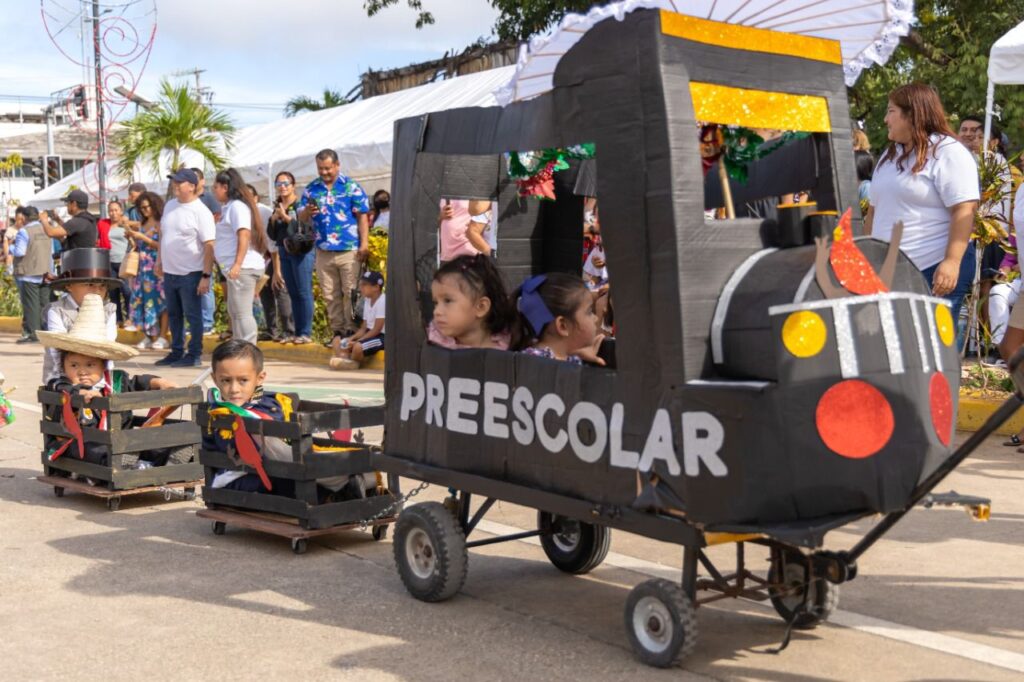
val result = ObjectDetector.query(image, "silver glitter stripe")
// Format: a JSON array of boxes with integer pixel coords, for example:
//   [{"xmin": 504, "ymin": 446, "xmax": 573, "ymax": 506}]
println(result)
[
  {"xmin": 877, "ymin": 298, "xmax": 904, "ymax": 375},
  {"xmin": 769, "ymin": 291, "xmax": 949, "ymax": 316},
  {"xmin": 793, "ymin": 266, "xmax": 815, "ymax": 303},
  {"xmin": 923, "ymin": 300, "xmax": 944, "ymax": 373},
  {"xmin": 711, "ymin": 248, "xmax": 778, "ymax": 364},
  {"xmin": 833, "ymin": 304, "xmax": 859, "ymax": 378},
  {"xmin": 909, "ymin": 298, "xmax": 930, "ymax": 374}
]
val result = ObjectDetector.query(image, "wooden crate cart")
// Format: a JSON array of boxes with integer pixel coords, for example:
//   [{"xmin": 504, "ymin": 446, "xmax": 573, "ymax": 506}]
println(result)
[
  {"xmin": 38, "ymin": 386, "xmax": 204, "ymax": 511},
  {"xmin": 196, "ymin": 399, "xmax": 398, "ymax": 554}
]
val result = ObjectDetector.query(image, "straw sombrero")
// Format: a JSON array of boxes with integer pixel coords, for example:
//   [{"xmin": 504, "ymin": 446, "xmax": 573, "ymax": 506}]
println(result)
[{"xmin": 37, "ymin": 294, "xmax": 139, "ymax": 361}]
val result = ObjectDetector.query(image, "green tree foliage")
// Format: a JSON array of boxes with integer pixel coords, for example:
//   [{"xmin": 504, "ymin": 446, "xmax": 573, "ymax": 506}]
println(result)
[
  {"xmin": 113, "ymin": 79, "xmax": 235, "ymax": 179},
  {"xmin": 363, "ymin": 0, "xmax": 435, "ymax": 28},
  {"xmin": 490, "ymin": 0, "xmax": 594, "ymax": 41},
  {"xmin": 848, "ymin": 0, "xmax": 1024, "ymax": 152},
  {"xmin": 283, "ymin": 88, "xmax": 349, "ymax": 118}
]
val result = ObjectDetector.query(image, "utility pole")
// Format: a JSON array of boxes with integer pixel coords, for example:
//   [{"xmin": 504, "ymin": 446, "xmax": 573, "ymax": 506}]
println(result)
[{"xmin": 92, "ymin": 0, "xmax": 107, "ymax": 218}]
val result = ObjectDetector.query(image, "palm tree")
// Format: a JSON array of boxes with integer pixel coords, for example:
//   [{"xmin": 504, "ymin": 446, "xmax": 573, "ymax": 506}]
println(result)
[
  {"xmin": 284, "ymin": 88, "xmax": 348, "ymax": 117},
  {"xmin": 113, "ymin": 79, "xmax": 236, "ymax": 180}
]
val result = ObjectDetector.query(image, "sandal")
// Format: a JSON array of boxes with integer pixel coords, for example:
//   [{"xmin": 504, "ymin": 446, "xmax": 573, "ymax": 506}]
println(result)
[
  {"xmin": 1003, "ymin": 434, "xmax": 1022, "ymax": 447},
  {"xmin": 293, "ymin": 336, "xmax": 311, "ymax": 345},
  {"xmin": 218, "ymin": 331, "xmax": 232, "ymax": 341}
]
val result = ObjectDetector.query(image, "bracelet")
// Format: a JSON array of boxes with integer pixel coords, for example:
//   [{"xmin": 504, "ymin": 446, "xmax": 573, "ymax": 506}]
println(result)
[{"xmin": 201, "ymin": 273, "xmax": 211, "ymax": 279}]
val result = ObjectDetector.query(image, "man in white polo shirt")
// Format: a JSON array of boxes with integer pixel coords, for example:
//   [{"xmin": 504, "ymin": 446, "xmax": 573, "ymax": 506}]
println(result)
[{"xmin": 155, "ymin": 168, "xmax": 216, "ymax": 367}]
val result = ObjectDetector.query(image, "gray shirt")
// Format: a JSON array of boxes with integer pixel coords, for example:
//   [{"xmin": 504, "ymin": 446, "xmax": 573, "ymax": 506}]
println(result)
[
  {"xmin": 198, "ymin": 191, "xmax": 222, "ymax": 219},
  {"xmin": 108, "ymin": 225, "xmax": 129, "ymax": 262}
]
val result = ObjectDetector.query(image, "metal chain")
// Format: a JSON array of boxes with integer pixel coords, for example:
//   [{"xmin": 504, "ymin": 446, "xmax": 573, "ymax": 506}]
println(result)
[{"xmin": 357, "ymin": 480, "xmax": 430, "ymax": 531}]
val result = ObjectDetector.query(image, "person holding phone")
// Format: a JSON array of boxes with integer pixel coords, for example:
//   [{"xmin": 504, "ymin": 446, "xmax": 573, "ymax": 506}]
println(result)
[{"xmin": 299, "ymin": 149, "xmax": 371, "ymax": 342}]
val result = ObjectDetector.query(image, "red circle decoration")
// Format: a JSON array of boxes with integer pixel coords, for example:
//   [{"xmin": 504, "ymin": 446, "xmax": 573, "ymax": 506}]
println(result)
[
  {"xmin": 815, "ymin": 380, "xmax": 895, "ymax": 459},
  {"xmin": 929, "ymin": 372, "xmax": 953, "ymax": 446}
]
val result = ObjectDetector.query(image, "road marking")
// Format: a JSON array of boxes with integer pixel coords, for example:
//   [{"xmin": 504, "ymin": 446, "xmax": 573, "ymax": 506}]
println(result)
[{"xmin": 474, "ymin": 519, "xmax": 1024, "ymax": 674}]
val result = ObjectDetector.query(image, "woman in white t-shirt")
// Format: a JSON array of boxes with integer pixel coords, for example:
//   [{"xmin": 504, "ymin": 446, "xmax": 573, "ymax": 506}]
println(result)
[
  {"xmin": 212, "ymin": 168, "xmax": 269, "ymax": 343},
  {"xmin": 866, "ymin": 83, "xmax": 980, "ymax": 326}
]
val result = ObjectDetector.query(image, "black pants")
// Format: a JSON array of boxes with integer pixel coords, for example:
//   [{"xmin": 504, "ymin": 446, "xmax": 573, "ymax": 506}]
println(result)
[
  {"xmin": 259, "ymin": 260, "xmax": 294, "ymax": 339},
  {"xmin": 17, "ymin": 279, "xmax": 50, "ymax": 338},
  {"xmin": 109, "ymin": 261, "xmax": 127, "ymax": 325}
]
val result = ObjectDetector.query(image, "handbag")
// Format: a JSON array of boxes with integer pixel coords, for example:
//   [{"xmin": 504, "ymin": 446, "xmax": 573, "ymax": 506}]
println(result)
[
  {"xmin": 284, "ymin": 218, "xmax": 316, "ymax": 256},
  {"xmin": 120, "ymin": 241, "xmax": 139, "ymax": 277}
]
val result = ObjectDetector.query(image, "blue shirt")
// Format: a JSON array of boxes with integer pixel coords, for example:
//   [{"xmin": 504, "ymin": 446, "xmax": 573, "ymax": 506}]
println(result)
[{"xmin": 299, "ymin": 174, "xmax": 370, "ymax": 252}]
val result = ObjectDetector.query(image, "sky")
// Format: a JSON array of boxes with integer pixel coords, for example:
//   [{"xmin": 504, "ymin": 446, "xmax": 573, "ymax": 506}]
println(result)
[{"xmin": 0, "ymin": 0, "xmax": 502, "ymax": 127}]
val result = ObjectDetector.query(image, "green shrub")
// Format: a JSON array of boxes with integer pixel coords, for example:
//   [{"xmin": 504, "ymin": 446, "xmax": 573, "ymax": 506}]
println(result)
[{"xmin": 0, "ymin": 270, "xmax": 21, "ymax": 317}]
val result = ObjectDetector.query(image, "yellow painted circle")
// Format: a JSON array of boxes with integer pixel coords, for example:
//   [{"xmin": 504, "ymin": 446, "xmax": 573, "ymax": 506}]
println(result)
[
  {"xmin": 782, "ymin": 311, "xmax": 827, "ymax": 358},
  {"xmin": 935, "ymin": 304, "xmax": 954, "ymax": 347}
]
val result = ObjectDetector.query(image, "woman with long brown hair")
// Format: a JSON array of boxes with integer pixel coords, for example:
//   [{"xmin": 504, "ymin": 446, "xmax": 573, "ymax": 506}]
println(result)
[
  {"xmin": 125, "ymin": 191, "xmax": 169, "ymax": 349},
  {"xmin": 865, "ymin": 83, "xmax": 980, "ymax": 326},
  {"xmin": 212, "ymin": 167, "xmax": 268, "ymax": 343}
]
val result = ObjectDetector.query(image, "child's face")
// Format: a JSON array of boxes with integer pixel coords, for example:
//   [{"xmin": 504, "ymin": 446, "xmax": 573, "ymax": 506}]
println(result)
[
  {"xmin": 360, "ymin": 281, "xmax": 382, "ymax": 300},
  {"xmin": 63, "ymin": 352, "xmax": 104, "ymax": 387},
  {"xmin": 212, "ymin": 356, "xmax": 266, "ymax": 407},
  {"xmin": 558, "ymin": 295, "xmax": 600, "ymax": 350},
  {"xmin": 431, "ymin": 275, "xmax": 490, "ymax": 341},
  {"xmin": 66, "ymin": 282, "xmax": 108, "ymax": 305}
]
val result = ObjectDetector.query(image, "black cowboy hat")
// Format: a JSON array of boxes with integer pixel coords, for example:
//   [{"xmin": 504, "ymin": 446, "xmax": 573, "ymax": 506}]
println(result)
[{"xmin": 51, "ymin": 248, "xmax": 123, "ymax": 291}]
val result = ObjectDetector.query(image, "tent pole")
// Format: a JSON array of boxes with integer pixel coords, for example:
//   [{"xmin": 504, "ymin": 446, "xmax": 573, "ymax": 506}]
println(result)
[{"xmin": 984, "ymin": 80, "xmax": 996, "ymax": 157}]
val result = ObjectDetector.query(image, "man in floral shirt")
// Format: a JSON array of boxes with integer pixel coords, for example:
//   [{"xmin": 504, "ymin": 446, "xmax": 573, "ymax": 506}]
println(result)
[{"xmin": 299, "ymin": 149, "xmax": 371, "ymax": 339}]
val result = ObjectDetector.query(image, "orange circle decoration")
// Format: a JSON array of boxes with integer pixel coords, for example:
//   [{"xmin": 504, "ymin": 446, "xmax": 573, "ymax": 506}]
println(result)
[
  {"xmin": 929, "ymin": 372, "xmax": 953, "ymax": 446},
  {"xmin": 815, "ymin": 380, "xmax": 895, "ymax": 459}
]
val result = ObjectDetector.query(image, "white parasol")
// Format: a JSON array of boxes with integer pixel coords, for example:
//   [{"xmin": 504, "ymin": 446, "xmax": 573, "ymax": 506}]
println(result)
[{"xmin": 495, "ymin": 0, "xmax": 914, "ymax": 105}]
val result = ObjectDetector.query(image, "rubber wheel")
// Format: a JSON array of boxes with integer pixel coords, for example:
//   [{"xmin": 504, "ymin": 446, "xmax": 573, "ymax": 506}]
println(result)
[
  {"xmin": 769, "ymin": 551, "xmax": 840, "ymax": 630},
  {"xmin": 624, "ymin": 578, "xmax": 698, "ymax": 667},
  {"xmin": 393, "ymin": 501, "xmax": 467, "ymax": 602},
  {"xmin": 106, "ymin": 497, "xmax": 121, "ymax": 512},
  {"xmin": 54, "ymin": 486, "xmax": 65, "ymax": 498},
  {"xmin": 184, "ymin": 488, "xmax": 196, "ymax": 501},
  {"xmin": 538, "ymin": 511, "xmax": 611, "ymax": 574},
  {"xmin": 212, "ymin": 521, "xmax": 226, "ymax": 535},
  {"xmin": 291, "ymin": 538, "xmax": 308, "ymax": 555},
  {"xmin": 372, "ymin": 524, "xmax": 388, "ymax": 542}
]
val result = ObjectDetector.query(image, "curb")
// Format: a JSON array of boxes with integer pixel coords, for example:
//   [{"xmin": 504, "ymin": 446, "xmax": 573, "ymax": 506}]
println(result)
[
  {"xmin": 957, "ymin": 397, "xmax": 1024, "ymax": 437},
  {"xmin": 0, "ymin": 316, "xmax": 384, "ymax": 371}
]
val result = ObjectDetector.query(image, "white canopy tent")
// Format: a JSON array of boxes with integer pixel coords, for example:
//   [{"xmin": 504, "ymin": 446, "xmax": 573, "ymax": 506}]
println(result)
[
  {"xmin": 230, "ymin": 66, "xmax": 513, "ymax": 197},
  {"xmin": 985, "ymin": 20, "xmax": 1024, "ymax": 152}
]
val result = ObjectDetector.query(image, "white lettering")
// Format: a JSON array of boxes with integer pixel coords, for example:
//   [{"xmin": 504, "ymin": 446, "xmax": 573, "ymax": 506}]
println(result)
[
  {"xmin": 639, "ymin": 409, "xmax": 681, "ymax": 476},
  {"xmin": 567, "ymin": 401, "xmax": 607, "ymax": 463},
  {"xmin": 425, "ymin": 374, "xmax": 444, "ymax": 427},
  {"xmin": 447, "ymin": 378, "xmax": 480, "ymax": 435},
  {"xmin": 682, "ymin": 412, "xmax": 727, "ymax": 477},
  {"xmin": 609, "ymin": 403, "xmax": 640, "ymax": 468},
  {"xmin": 535, "ymin": 393, "xmax": 567, "ymax": 452},
  {"xmin": 400, "ymin": 372, "xmax": 425, "ymax": 421},
  {"xmin": 511, "ymin": 386, "xmax": 535, "ymax": 445},
  {"xmin": 483, "ymin": 381, "xmax": 510, "ymax": 439}
]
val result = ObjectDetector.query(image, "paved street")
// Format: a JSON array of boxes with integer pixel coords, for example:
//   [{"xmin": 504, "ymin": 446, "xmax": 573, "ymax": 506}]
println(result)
[{"xmin": 1, "ymin": 334, "xmax": 1022, "ymax": 680}]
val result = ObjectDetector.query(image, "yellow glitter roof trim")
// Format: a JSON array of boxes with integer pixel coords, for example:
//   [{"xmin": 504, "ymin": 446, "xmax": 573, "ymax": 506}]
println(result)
[
  {"xmin": 660, "ymin": 11, "xmax": 842, "ymax": 65},
  {"xmin": 690, "ymin": 82, "xmax": 832, "ymax": 133}
]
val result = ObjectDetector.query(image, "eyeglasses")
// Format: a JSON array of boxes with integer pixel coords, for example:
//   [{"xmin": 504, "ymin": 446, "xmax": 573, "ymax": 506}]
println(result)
[
  {"xmin": 274, "ymin": 181, "xmax": 292, "ymax": 187},
  {"xmin": 139, "ymin": 204, "xmax": 151, "ymax": 210}
]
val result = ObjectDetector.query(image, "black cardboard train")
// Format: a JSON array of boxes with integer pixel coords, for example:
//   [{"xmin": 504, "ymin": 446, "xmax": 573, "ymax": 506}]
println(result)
[{"xmin": 381, "ymin": 8, "xmax": 960, "ymax": 547}]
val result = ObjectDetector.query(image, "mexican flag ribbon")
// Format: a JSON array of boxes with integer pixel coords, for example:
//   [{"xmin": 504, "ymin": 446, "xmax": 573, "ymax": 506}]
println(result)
[
  {"xmin": 207, "ymin": 388, "xmax": 274, "ymax": 491},
  {"xmin": 49, "ymin": 391, "xmax": 85, "ymax": 461}
]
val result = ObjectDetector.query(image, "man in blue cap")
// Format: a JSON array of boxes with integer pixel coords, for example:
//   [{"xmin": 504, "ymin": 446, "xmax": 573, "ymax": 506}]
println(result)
[{"xmin": 155, "ymin": 168, "xmax": 216, "ymax": 368}]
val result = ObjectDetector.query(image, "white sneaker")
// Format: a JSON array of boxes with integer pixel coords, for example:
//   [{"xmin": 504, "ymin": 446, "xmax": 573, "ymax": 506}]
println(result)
[
  {"xmin": 152, "ymin": 337, "xmax": 169, "ymax": 350},
  {"xmin": 135, "ymin": 337, "xmax": 152, "ymax": 350},
  {"xmin": 122, "ymin": 324, "xmax": 137, "ymax": 332}
]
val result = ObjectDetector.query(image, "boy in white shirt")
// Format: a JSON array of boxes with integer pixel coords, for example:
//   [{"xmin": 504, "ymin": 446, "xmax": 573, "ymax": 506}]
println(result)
[{"xmin": 330, "ymin": 271, "xmax": 385, "ymax": 370}]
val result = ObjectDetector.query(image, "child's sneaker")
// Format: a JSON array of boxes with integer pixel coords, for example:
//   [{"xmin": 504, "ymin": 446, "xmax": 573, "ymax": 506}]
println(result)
[
  {"xmin": 152, "ymin": 337, "xmax": 169, "ymax": 350},
  {"xmin": 135, "ymin": 337, "xmax": 152, "ymax": 350},
  {"xmin": 329, "ymin": 357, "xmax": 359, "ymax": 371}
]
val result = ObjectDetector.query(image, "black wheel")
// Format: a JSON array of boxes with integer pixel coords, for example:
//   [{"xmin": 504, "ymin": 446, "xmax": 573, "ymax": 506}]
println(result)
[
  {"xmin": 184, "ymin": 488, "xmax": 196, "ymax": 501},
  {"xmin": 372, "ymin": 524, "xmax": 388, "ymax": 542},
  {"xmin": 212, "ymin": 521, "xmax": 226, "ymax": 535},
  {"xmin": 393, "ymin": 501, "xmax": 467, "ymax": 602},
  {"xmin": 538, "ymin": 511, "xmax": 611, "ymax": 574},
  {"xmin": 769, "ymin": 551, "xmax": 840, "ymax": 630},
  {"xmin": 106, "ymin": 496, "xmax": 121, "ymax": 512},
  {"xmin": 291, "ymin": 538, "xmax": 308, "ymax": 555},
  {"xmin": 624, "ymin": 579, "xmax": 698, "ymax": 667},
  {"xmin": 53, "ymin": 486, "xmax": 65, "ymax": 498}
]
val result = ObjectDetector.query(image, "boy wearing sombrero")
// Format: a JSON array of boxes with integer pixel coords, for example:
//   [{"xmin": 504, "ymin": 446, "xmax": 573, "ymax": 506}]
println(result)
[
  {"xmin": 41, "ymin": 248, "xmax": 122, "ymax": 383},
  {"xmin": 39, "ymin": 294, "xmax": 178, "ymax": 469}
]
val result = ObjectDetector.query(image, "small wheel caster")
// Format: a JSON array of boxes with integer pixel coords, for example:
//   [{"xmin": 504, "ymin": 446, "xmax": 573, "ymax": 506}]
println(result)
[
  {"xmin": 164, "ymin": 489, "xmax": 173, "ymax": 501},
  {"xmin": 106, "ymin": 497, "xmax": 121, "ymax": 512},
  {"xmin": 291, "ymin": 538, "xmax": 308, "ymax": 555},
  {"xmin": 184, "ymin": 488, "xmax": 196, "ymax": 501},
  {"xmin": 372, "ymin": 524, "xmax": 388, "ymax": 541},
  {"xmin": 54, "ymin": 486, "xmax": 65, "ymax": 498},
  {"xmin": 212, "ymin": 521, "xmax": 226, "ymax": 535}
]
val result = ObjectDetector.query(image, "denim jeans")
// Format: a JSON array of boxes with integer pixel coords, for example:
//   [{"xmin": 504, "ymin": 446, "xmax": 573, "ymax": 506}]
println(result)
[
  {"xmin": 164, "ymin": 271, "xmax": 204, "ymax": 358},
  {"xmin": 201, "ymin": 286, "xmax": 215, "ymax": 332},
  {"xmin": 921, "ymin": 241, "xmax": 976, "ymax": 348},
  {"xmin": 280, "ymin": 248, "xmax": 316, "ymax": 337}
]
